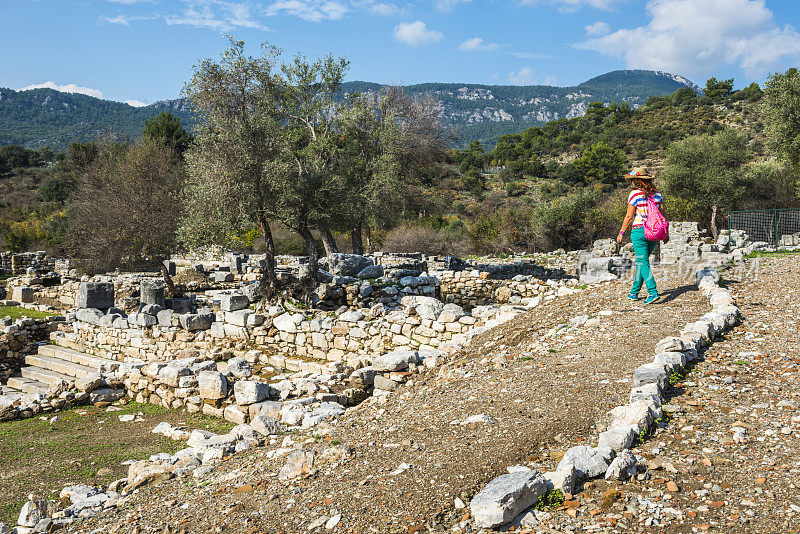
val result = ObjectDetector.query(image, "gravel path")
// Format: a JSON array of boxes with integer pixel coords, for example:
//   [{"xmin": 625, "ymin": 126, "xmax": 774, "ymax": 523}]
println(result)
[
  {"xmin": 64, "ymin": 266, "xmax": 712, "ymax": 534},
  {"xmin": 486, "ymin": 254, "xmax": 800, "ymax": 534},
  {"xmin": 548, "ymin": 254, "xmax": 800, "ymax": 533}
]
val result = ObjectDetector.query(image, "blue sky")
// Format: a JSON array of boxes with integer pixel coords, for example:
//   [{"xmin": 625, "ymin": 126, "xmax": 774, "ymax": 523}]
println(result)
[{"xmin": 3, "ymin": 0, "xmax": 800, "ymax": 106}]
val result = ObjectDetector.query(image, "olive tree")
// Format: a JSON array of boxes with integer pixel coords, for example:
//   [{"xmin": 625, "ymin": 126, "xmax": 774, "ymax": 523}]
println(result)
[
  {"xmin": 180, "ymin": 39, "xmax": 284, "ymax": 293},
  {"xmin": 764, "ymin": 68, "xmax": 800, "ymax": 167},
  {"xmin": 661, "ymin": 129, "xmax": 751, "ymax": 238}
]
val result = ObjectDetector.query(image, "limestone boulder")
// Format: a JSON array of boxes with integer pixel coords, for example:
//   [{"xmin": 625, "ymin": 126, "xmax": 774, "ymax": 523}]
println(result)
[{"xmin": 470, "ymin": 469, "xmax": 547, "ymax": 529}]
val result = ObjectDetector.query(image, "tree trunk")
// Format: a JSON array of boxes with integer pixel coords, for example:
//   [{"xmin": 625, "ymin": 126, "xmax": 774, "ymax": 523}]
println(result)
[
  {"xmin": 159, "ymin": 261, "xmax": 178, "ymax": 298},
  {"xmin": 319, "ymin": 223, "xmax": 339, "ymax": 256},
  {"xmin": 350, "ymin": 223, "xmax": 364, "ymax": 255},
  {"xmin": 364, "ymin": 225, "xmax": 372, "ymax": 253},
  {"xmin": 300, "ymin": 225, "xmax": 319, "ymax": 279},
  {"xmin": 710, "ymin": 204, "xmax": 719, "ymax": 240},
  {"xmin": 257, "ymin": 214, "xmax": 278, "ymax": 299}
]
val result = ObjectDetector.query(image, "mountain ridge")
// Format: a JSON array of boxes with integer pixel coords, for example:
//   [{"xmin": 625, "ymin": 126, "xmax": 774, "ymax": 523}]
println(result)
[{"xmin": 0, "ymin": 69, "xmax": 698, "ymax": 150}]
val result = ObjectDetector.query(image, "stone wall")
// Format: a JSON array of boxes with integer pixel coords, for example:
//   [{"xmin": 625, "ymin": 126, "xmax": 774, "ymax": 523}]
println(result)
[
  {"xmin": 0, "ymin": 317, "xmax": 58, "ymax": 382},
  {"xmin": 437, "ymin": 269, "xmax": 570, "ymax": 308},
  {"xmin": 0, "ymin": 251, "xmax": 63, "ymax": 275},
  {"xmin": 64, "ymin": 297, "xmax": 485, "ymax": 367}
]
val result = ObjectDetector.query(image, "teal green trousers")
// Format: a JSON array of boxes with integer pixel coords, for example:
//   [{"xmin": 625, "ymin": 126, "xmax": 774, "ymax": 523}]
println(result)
[{"xmin": 630, "ymin": 227, "xmax": 658, "ymax": 296}]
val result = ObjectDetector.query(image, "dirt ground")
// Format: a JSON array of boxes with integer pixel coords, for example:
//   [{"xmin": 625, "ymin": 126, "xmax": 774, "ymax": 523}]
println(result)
[
  {"xmin": 0, "ymin": 401, "xmax": 233, "ymax": 525},
  {"xmin": 560, "ymin": 254, "xmax": 800, "ymax": 533},
  {"xmin": 61, "ymin": 264, "xmax": 715, "ymax": 533}
]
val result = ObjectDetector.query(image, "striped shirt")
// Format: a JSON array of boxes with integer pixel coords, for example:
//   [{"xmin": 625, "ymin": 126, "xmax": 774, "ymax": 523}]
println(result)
[{"xmin": 628, "ymin": 189, "xmax": 662, "ymax": 227}]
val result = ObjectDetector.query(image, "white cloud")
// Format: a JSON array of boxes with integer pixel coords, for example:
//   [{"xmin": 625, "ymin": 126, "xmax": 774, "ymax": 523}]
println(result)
[
  {"xmin": 509, "ymin": 67, "xmax": 537, "ymax": 85},
  {"xmin": 98, "ymin": 14, "xmax": 158, "ymax": 25},
  {"xmin": 458, "ymin": 37, "xmax": 500, "ymax": 52},
  {"xmin": 584, "ymin": 21, "xmax": 610, "ymax": 36},
  {"xmin": 366, "ymin": 2, "xmax": 397, "ymax": 15},
  {"xmin": 436, "ymin": 0, "xmax": 471, "ymax": 11},
  {"xmin": 393, "ymin": 21, "xmax": 443, "ymax": 46},
  {"xmin": 125, "ymin": 99, "xmax": 148, "ymax": 107},
  {"xmin": 519, "ymin": 0, "xmax": 625, "ymax": 12},
  {"xmin": 580, "ymin": 0, "xmax": 800, "ymax": 77},
  {"xmin": 264, "ymin": 0, "xmax": 348, "ymax": 21},
  {"xmin": 166, "ymin": 0, "xmax": 269, "ymax": 31},
  {"xmin": 20, "ymin": 81, "xmax": 104, "ymax": 99},
  {"xmin": 508, "ymin": 67, "xmax": 556, "ymax": 85}
]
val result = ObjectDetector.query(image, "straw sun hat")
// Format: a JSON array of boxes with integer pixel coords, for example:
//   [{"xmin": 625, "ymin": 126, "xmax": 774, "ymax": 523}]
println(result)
[{"xmin": 624, "ymin": 166, "xmax": 654, "ymax": 180}]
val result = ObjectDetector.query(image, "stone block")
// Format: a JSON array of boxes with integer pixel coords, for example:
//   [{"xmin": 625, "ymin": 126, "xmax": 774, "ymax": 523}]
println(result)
[
  {"xmin": 653, "ymin": 351, "xmax": 687, "ymax": 373},
  {"xmin": 180, "ymin": 312, "xmax": 214, "ymax": 331},
  {"xmin": 167, "ymin": 298, "xmax": 193, "ymax": 314},
  {"xmin": 470, "ymin": 469, "xmax": 547, "ymax": 529},
  {"xmin": 606, "ymin": 401, "xmax": 656, "ymax": 434},
  {"xmin": 225, "ymin": 309, "xmax": 252, "ymax": 326},
  {"xmin": 12, "ymin": 286, "xmax": 34, "ymax": 303},
  {"xmin": 234, "ymin": 380, "xmax": 270, "ymax": 405},
  {"xmin": 372, "ymin": 350, "xmax": 419, "ymax": 372},
  {"xmin": 683, "ymin": 320, "xmax": 714, "ymax": 340},
  {"xmin": 77, "ymin": 282, "xmax": 114, "ymax": 310},
  {"xmin": 241, "ymin": 281, "xmax": 261, "ymax": 303},
  {"xmin": 598, "ymin": 425, "xmax": 638, "ymax": 451},
  {"xmin": 633, "ymin": 362, "xmax": 669, "ymax": 390},
  {"xmin": 158, "ymin": 365, "xmax": 192, "ymax": 387},
  {"xmin": 629, "ymin": 383, "xmax": 662, "ymax": 406},
  {"xmin": 544, "ymin": 465, "xmax": 577, "ymax": 495},
  {"xmin": 557, "ymin": 445, "xmax": 615, "ymax": 478},
  {"xmin": 695, "ymin": 267, "xmax": 719, "ymax": 286},
  {"xmin": 225, "ymin": 356, "xmax": 252, "ymax": 379},
  {"xmin": 89, "ymin": 388, "xmax": 125, "ymax": 404},
  {"xmin": 356, "ymin": 264, "xmax": 384, "ymax": 279},
  {"xmin": 223, "ymin": 404, "xmax": 248, "ymax": 425},
  {"xmin": 210, "ymin": 322, "xmax": 225, "ymax": 338},
  {"xmin": 220, "ymin": 293, "xmax": 249, "ymax": 312},
  {"xmin": 654, "ymin": 337, "xmax": 689, "ymax": 354},
  {"xmin": 140, "ymin": 278, "xmax": 165, "ymax": 307},
  {"xmin": 247, "ymin": 313, "xmax": 264, "ymax": 327},
  {"xmin": 273, "ymin": 313, "xmax": 301, "ymax": 333},
  {"xmin": 212, "ymin": 271, "xmax": 234, "ymax": 283},
  {"xmin": 350, "ymin": 366, "xmax": 376, "ymax": 385},
  {"xmin": 76, "ymin": 308, "xmax": 104, "ymax": 325},
  {"xmin": 157, "ymin": 309, "xmax": 174, "ymax": 327},
  {"xmin": 605, "ymin": 449, "xmax": 638, "ymax": 481},
  {"xmin": 327, "ymin": 253, "xmax": 373, "ymax": 277},
  {"xmin": 248, "ymin": 400, "xmax": 283, "ymax": 419},
  {"xmin": 197, "ymin": 371, "xmax": 227, "ymax": 399},
  {"xmin": 373, "ymin": 374, "xmax": 400, "ymax": 391},
  {"xmin": 251, "ymin": 415, "xmax": 283, "ymax": 436}
]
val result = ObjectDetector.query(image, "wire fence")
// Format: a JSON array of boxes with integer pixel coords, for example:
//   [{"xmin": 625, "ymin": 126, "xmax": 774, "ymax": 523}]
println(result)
[{"xmin": 728, "ymin": 208, "xmax": 800, "ymax": 249}]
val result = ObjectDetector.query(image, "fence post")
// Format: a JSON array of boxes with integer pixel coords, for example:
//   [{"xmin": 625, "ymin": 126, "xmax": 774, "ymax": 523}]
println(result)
[
  {"xmin": 727, "ymin": 213, "xmax": 731, "ymax": 252},
  {"xmin": 774, "ymin": 209, "xmax": 779, "ymax": 249}
]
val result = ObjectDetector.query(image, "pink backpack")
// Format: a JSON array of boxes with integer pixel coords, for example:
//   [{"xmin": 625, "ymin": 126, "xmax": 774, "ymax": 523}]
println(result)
[{"xmin": 644, "ymin": 195, "xmax": 669, "ymax": 241}]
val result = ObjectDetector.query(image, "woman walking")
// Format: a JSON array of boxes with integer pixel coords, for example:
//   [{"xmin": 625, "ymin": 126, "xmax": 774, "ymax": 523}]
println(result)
[{"xmin": 616, "ymin": 167, "xmax": 666, "ymax": 305}]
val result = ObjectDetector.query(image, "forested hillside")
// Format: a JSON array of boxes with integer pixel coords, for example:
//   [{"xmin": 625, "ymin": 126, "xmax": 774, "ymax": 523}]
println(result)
[
  {"xmin": 1, "ymin": 69, "xmax": 696, "ymax": 150},
  {"xmin": 0, "ymin": 89, "xmax": 193, "ymax": 150},
  {"xmin": 1, "ymin": 62, "xmax": 796, "ymax": 262}
]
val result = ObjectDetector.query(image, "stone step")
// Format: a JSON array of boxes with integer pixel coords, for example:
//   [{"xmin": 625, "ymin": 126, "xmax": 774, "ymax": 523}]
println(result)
[
  {"xmin": 21, "ymin": 366, "xmax": 75, "ymax": 388},
  {"xmin": 25, "ymin": 354, "xmax": 96, "ymax": 379},
  {"xmin": 49, "ymin": 332, "xmax": 85, "ymax": 352},
  {"xmin": 7, "ymin": 376, "xmax": 50, "ymax": 395},
  {"xmin": 0, "ymin": 383, "xmax": 24, "ymax": 400},
  {"xmin": 37, "ymin": 344, "xmax": 113, "ymax": 370}
]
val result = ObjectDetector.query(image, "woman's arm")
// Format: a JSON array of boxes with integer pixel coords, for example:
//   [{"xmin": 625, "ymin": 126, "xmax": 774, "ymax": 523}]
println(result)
[{"xmin": 616, "ymin": 203, "xmax": 636, "ymax": 244}]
